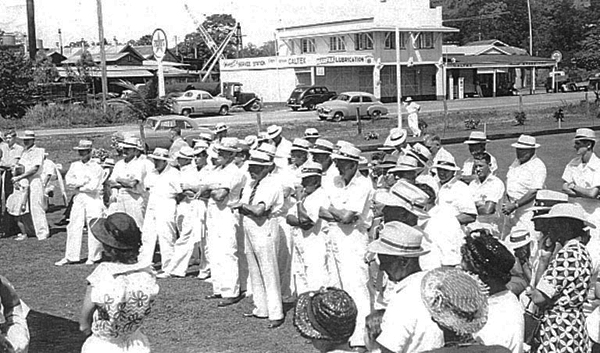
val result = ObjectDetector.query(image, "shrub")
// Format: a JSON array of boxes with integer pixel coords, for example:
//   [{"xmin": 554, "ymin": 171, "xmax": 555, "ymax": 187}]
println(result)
[
  {"xmin": 553, "ymin": 108, "xmax": 565, "ymax": 122},
  {"xmin": 21, "ymin": 103, "xmax": 138, "ymax": 129},
  {"xmin": 514, "ymin": 111, "xmax": 527, "ymax": 125},
  {"xmin": 418, "ymin": 120, "xmax": 428, "ymax": 134},
  {"xmin": 464, "ymin": 118, "xmax": 481, "ymax": 130}
]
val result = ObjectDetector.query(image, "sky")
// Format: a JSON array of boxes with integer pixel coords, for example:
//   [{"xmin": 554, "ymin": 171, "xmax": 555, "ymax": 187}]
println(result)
[{"xmin": 0, "ymin": 0, "xmax": 371, "ymax": 49}]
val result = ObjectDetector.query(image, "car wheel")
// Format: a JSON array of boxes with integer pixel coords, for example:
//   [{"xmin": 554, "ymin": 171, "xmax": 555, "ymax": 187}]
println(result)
[
  {"xmin": 332, "ymin": 112, "xmax": 344, "ymax": 122},
  {"xmin": 318, "ymin": 116, "xmax": 327, "ymax": 121},
  {"xmin": 219, "ymin": 106, "xmax": 229, "ymax": 116},
  {"xmin": 371, "ymin": 110, "xmax": 382, "ymax": 120},
  {"xmin": 249, "ymin": 101, "xmax": 261, "ymax": 112},
  {"xmin": 307, "ymin": 103, "xmax": 316, "ymax": 111},
  {"xmin": 182, "ymin": 109, "xmax": 191, "ymax": 117},
  {"xmin": 291, "ymin": 107, "xmax": 299, "ymax": 111}
]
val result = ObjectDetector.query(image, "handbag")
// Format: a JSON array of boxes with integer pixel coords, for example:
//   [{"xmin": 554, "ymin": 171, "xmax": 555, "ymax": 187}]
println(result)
[{"xmin": 523, "ymin": 297, "xmax": 542, "ymax": 351}]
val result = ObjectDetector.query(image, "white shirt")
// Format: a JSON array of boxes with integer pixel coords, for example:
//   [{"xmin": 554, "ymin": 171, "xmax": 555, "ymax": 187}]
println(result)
[
  {"xmin": 208, "ymin": 162, "xmax": 246, "ymax": 206},
  {"xmin": 419, "ymin": 204, "xmax": 466, "ymax": 270},
  {"xmin": 321, "ymin": 163, "xmax": 339, "ymax": 193},
  {"xmin": 240, "ymin": 173, "xmax": 284, "ymax": 217},
  {"xmin": 136, "ymin": 154, "xmax": 155, "ymax": 190},
  {"xmin": 437, "ymin": 177, "xmax": 477, "ymax": 217},
  {"xmin": 406, "ymin": 101, "xmax": 420, "ymax": 115},
  {"xmin": 65, "ymin": 159, "xmax": 104, "ymax": 196},
  {"xmin": 110, "ymin": 157, "xmax": 145, "ymax": 195},
  {"xmin": 506, "ymin": 155, "xmax": 546, "ymax": 201},
  {"xmin": 19, "ymin": 145, "xmax": 44, "ymax": 179},
  {"xmin": 328, "ymin": 171, "xmax": 373, "ymax": 233},
  {"xmin": 179, "ymin": 164, "xmax": 201, "ymax": 203},
  {"xmin": 474, "ymin": 290, "xmax": 524, "ymax": 353},
  {"xmin": 562, "ymin": 153, "xmax": 600, "ymax": 218},
  {"xmin": 469, "ymin": 174, "xmax": 506, "ymax": 206},
  {"xmin": 377, "ymin": 271, "xmax": 443, "ymax": 353},
  {"xmin": 274, "ymin": 137, "xmax": 293, "ymax": 169},
  {"xmin": 462, "ymin": 153, "xmax": 499, "ymax": 175},
  {"xmin": 298, "ymin": 186, "xmax": 330, "ymax": 238},
  {"xmin": 145, "ymin": 165, "xmax": 182, "ymax": 203}
]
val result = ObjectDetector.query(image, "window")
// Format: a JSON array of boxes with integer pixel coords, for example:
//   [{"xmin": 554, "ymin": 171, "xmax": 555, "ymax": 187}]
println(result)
[
  {"xmin": 184, "ymin": 92, "xmax": 194, "ymax": 98},
  {"xmin": 362, "ymin": 96, "xmax": 373, "ymax": 103},
  {"xmin": 201, "ymin": 93, "xmax": 212, "ymax": 100},
  {"xmin": 354, "ymin": 33, "xmax": 373, "ymax": 51},
  {"xmin": 415, "ymin": 32, "xmax": 434, "ymax": 49},
  {"xmin": 384, "ymin": 32, "xmax": 406, "ymax": 50},
  {"xmin": 350, "ymin": 96, "xmax": 361, "ymax": 103},
  {"xmin": 300, "ymin": 38, "xmax": 315, "ymax": 53},
  {"xmin": 329, "ymin": 36, "xmax": 346, "ymax": 52}
]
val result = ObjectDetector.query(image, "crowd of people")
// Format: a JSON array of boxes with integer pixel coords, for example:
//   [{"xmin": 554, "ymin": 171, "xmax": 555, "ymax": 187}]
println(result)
[{"xmin": 2, "ymin": 122, "xmax": 600, "ymax": 353}]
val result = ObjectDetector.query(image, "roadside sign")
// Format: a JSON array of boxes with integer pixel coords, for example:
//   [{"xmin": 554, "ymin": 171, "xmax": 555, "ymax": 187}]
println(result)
[
  {"xmin": 152, "ymin": 28, "xmax": 168, "ymax": 61},
  {"xmin": 551, "ymin": 50, "xmax": 562, "ymax": 63}
]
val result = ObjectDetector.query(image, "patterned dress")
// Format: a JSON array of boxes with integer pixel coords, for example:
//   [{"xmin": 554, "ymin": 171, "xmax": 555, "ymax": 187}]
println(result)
[
  {"xmin": 536, "ymin": 239, "xmax": 592, "ymax": 353},
  {"xmin": 82, "ymin": 262, "xmax": 159, "ymax": 353}
]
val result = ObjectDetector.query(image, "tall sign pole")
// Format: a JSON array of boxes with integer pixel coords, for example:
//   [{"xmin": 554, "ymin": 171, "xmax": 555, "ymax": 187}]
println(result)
[
  {"xmin": 527, "ymin": 0, "xmax": 535, "ymax": 94},
  {"xmin": 26, "ymin": 0, "xmax": 36, "ymax": 60},
  {"xmin": 96, "ymin": 0, "xmax": 108, "ymax": 112},
  {"xmin": 152, "ymin": 29, "xmax": 167, "ymax": 98},
  {"xmin": 395, "ymin": 26, "xmax": 402, "ymax": 129}
]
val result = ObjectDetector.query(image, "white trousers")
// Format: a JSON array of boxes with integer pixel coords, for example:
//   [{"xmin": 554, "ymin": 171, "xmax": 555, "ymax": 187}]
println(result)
[
  {"xmin": 502, "ymin": 201, "xmax": 534, "ymax": 239},
  {"xmin": 195, "ymin": 200, "xmax": 211, "ymax": 278},
  {"xmin": 206, "ymin": 204, "xmax": 239, "ymax": 298},
  {"xmin": 28, "ymin": 177, "xmax": 49, "ymax": 239},
  {"xmin": 408, "ymin": 113, "xmax": 421, "ymax": 137},
  {"xmin": 292, "ymin": 228, "xmax": 329, "ymax": 294},
  {"xmin": 64, "ymin": 193, "xmax": 104, "ymax": 262},
  {"xmin": 328, "ymin": 225, "xmax": 371, "ymax": 347},
  {"xmin": 108, "ymin": 191, "xmax": 145, "ymax": 229},
  {"xmin": 164, "ymin": 200, "xmax": 202, "ymax": 277},
  {"xmin": 244, "ymin": 216, "xmax": 283, "ymax": 320},
  {"xmin": 276, "ymin": 218, "xmax": 294, "ymax": 300},
  {"xmin": 139, "ymin": 198, "xmax": 177, "ymax": 269}
]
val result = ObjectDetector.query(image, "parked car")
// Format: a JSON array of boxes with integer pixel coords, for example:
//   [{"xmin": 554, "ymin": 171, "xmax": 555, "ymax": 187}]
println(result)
[
  {"xmin": 113, "ymin": 115, "xmax": 211, "ymax": 152},
  {"xmin": 316, "ymin": 92, "xmax": 388, "ymax": 122},
  {"xmin": 545, "ymin": 72, "xmax": 589, "ymax": 93},
  {"xmin": 167, "ymin": 90, "xmax": 232, "ymax": 117},
  {"xmin": 287, "ymin": 85, "xmax": 337, "ymax": 111}
]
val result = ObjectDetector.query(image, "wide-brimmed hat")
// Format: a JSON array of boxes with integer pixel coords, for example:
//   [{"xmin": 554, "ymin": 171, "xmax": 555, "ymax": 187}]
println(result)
[
  {"xmin": 20, "ymin": 130, "xmax": 35, "ymax": 140},
  {"xmin": 389, "ymin": 155, "xmax": 422, "ymax": 173},
  {"xmin": 504, "ymin": 228, "xmax": 532, "ymax": 250},
  {"xmin": 574, "ymin": 128, "xmax": 596, "ymax": 142},
  {"xmin": 294, "ymin": 287, "xmax": 357, "ymax": 342},
  {"xmin": 332, "ymin": 144, "xmax": 361, "ymax": 162},
  {"xmin": 309, "ymin": 139, "xmax": 335, "ymax": 155},
  {"xmin": 73, "ymin": 139, "xmax": 93, "ymax": 150},
  {"xmin": 175, "ymin": 146, "xmax": 196, "ymax": 160},
  {"xmin": 257, "ymin": 142, "xmax": 277, "ymax": 157},
  {"xmin": 193, "ymin": 140, "xmax": 209, "ymax": 153},
  {"xmin": 90, "ymin": 213, "xmax": 142, "ymax": 250},
  {"xmin": 215, "ymin": 137, "xmax": 241, "ymax": 153},
  {"xmin": 404, "ymin": 143, "xmax": 432, "ymax": 166},
  {"xmin": 373, "ymin": 180, "xmax": 430, "ymax": 218},
  {"xmin": 244, "ymin": 135, "xmax": 259, "ymax": 150},
  {"xmin": 193, "ymin": 131, "xmax": 214, "ymax": 143},
  {"xmin": 432, "ymin": 156, "xmax": 460, "ymax": 171},
  {"xmin": 247, "ymin": 149, "xmax": 273, "ymax": 166},
  {"xmin": 335, "ymin": 140, "xmax": 353, "ymax": 152},
  {"xmin": 367, "ymin": 221, "xmax": 429, "ymax": 257},
  {"xmin": 266, "ymin": 125, "xmax": 283, "ymax": 139},
  {"xmin": 527, "ymin": 189, "xmax": 569, "ymax": 212},
  {"xmin": 404, "ymin": 97, "xmax": 413, "ymax": 102},
  {"xmin": 511, "ymin": 134, "xmax": 540, "ymax": 149},
  {"xmin": 301, "ymin": 161, "xmax": 323, "ymax": 178},
  {"xmin": 257, "ymin": 131, "xmax": 270, "ymax": 143},
  {"xmin": 375, "ymin": 154, "xmax": 398, "ymax": 171},
  {"xmin": 291, "ymin": 138, "xmax": 311, "ymax": 153},
  {"xmin": 148, "ymin": 147, "xmax": 171, "ymax": 161},
  {"xmin": 462, "ymin": 231, "xmax": 515, "ymax": 284},
  {"xmin": 213, "ymin": 123, "xmax": 228, "ymax": 133},
  {"xmin": 358, "ymin": 156, "xmax": 369, "ymax": 171},
  {"xmin": 421, "ymin": 267, "xmax": 489, "ymax": 335},
  {"xmin": 384, "ymin": 128, "xmax": 408, "ymax": 148},
  {"xmin": 101, "ymin": 158, "xmax": 115, "ymax": 168},
  {"xmin": 464, "ymin": 131, "xmax": 490, "ymax": 145},
  {"xmin": 119, "ymin": 137, "xmax": 140, "ymax": 149},
  {"xmin": 304, "ymin": 128, "xmax": 320, "ymax": 140},
  {"xmin": 532, "ymin": 203, "xmax": 595, "ymax": 228}
]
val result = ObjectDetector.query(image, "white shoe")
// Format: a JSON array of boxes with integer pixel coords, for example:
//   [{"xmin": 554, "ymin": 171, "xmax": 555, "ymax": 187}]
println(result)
[
  {"xmin": 156, "ymin": 272, "xmax": 172, "ymax": 279},
  {"xmin": 55, "ymin": 258, "xmax": 77, "ymax": 266},
  {"xmin": 85, "ymin": 260, "xmax": 95, "ymax": 265},
  {"xmin": 14, "ymin": 234, "xmax": 27, "ymax": 241}
]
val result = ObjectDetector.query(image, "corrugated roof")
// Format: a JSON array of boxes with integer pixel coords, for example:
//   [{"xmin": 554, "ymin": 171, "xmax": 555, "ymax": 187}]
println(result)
[{"xmin": 446, "ymin": 54, "xmax": 555, "ymax": 68}]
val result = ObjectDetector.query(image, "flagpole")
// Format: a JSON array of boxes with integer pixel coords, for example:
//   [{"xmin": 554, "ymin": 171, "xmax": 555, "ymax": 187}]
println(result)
[{"xmin": 395, "ymin": 26, "xmax": 402, "ymax": 129}]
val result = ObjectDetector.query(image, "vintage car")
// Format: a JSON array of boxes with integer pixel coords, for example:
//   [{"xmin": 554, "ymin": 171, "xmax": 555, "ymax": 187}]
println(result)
[
  {"xmin": 113, "ymin": 115, "xmax": 212, "ymax": 152},
  {"xmin": 287, "ymin": 85, "xmax": 337, "ymax": 111},
  {"xmin": 168, "ymin": 90, "xmax": 233, "ymax": 117},
  {"xmin": 316, "ymin": 92, "xmax": 388, "ymax": 122}
]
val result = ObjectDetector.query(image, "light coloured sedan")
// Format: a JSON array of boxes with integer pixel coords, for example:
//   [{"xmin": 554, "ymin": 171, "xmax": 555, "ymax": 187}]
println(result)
[
  {"xmin": 316, "ymin": 92, "xmax": 388, "ymax": 122},
  {"xmin": 168, "ymin": 90, "xmax": 233, "ymax": 117}
]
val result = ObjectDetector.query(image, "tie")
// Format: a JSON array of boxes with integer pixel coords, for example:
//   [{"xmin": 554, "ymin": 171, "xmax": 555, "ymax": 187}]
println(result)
[{"xmin": 249, "ymin": 179, "xmax": 260, "ymax": 205}]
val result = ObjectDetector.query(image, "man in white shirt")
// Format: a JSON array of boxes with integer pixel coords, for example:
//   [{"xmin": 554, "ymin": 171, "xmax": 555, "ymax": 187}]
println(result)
[
  {"xmin": 266, "ymin": 125, "xmax": 292, "ymax": 169},
  {"xmin": 469, "ymin": 152, "xmax": 505, "ymax": 231},
  {"xmin": 55, "ymin": 140, "xmax": 104, "ymax": 266},
  {"xmin": 432, "ymin": 156, "xmax": 477, "ymax": 226},
  {"xmin": 0, "ymin": 130, "xmax": 23, "ymax": 237},
  {"xmin": 502, "ymin": 135, "xmax": 547, "ymax": 236},
  {"xmin": 168, "ymin": 126, "xmax": 189, "ymax": 162},
  {"xmin": 309, "ymin": 139, "xmax": 339, "ymax": 192},
  {"xmin": 460, "ymin": 131, "xmax": 499, "ymax": 184},
  {"xmin": 139, "ymin": 148, "xmax": 182, "ymax": 272},
  {"xmin": 403, "ymin": 97, "xmax": 421, "ymax": 137}
]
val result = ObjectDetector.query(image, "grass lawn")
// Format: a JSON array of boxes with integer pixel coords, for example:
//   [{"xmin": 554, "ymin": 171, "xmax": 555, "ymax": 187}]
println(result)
[{"xmin": 0, "ymin": 115, "xmax": 585, "ymax": 352}]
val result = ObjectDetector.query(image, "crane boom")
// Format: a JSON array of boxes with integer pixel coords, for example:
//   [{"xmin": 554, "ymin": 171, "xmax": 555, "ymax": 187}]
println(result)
[{"xmin": 183, "ymin": 4, "xmax": 221, "ymax": 57}]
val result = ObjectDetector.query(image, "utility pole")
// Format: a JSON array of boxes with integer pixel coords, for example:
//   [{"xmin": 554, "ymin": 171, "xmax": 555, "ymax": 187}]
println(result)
[
  {"xmin": 527, "ymin": 0, "xmax": 535, "ymax": 94},
  {"xmin": 236, "ymin": 23, "xmax": 243, "ymax": 58},
  {"xmin": 26, "ymin": 0, "xmax": 37, "ymax": 60},
  {"xmin": 58, "ymin": 28, "xmax": 63, "ymax": 55},
  {"xmin": 96, "ymin": 0, "xmax": 108, "ymax": 112}
]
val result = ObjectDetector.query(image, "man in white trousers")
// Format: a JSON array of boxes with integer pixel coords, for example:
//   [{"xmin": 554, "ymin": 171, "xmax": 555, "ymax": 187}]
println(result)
[
  {"xmin": 13, "ymin": 131, "xmax": 48, "ymax": 240},
  {"xmin": 55, "ymin": 140, "xmax": 105, "ymax": 266},
  {"xmin": 193, "ymin": 140, "xmax": 213, "ymax": 280},
  {"xmin": 139, "ymin": 148, "xmax": 181, "ymax": 271},
  {"xmin": 403, "ymin": 97, "xmax": 421, "ymax": 137},
  {"xmin": 158, "ymin": 146, "xmax": 201, "ymax": 278}
]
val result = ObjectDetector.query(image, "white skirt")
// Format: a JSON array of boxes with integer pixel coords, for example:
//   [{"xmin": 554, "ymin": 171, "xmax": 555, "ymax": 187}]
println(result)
[{"xmin": 81, "ymin": 329, "xmax": 150, "ymax": 353}]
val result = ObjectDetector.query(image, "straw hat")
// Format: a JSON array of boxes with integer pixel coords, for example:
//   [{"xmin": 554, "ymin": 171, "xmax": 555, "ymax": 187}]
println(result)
[
  {"xmin": 90, "ymin": 213, "xmax": 142, "ymax": 250},
  {"xmin": 389, "ymin": 155, "xmax": 422, "ymax": 173},
  {"xmin": 504, "ymin": 228, "xmax": 532, "ymax": 250},
  {"xmin": 119, "ymin": 137, "xmax": 140, "ymax": 149},
  {"xmin": 376, "ymin": 154, "xmax": 398, "ymax": 171},
  {"xmin": 213, "ymin": 123, "xmax": 228, "ymax": 133},
  {"xmin": 215, "ymin": 137, "xmax": 241, "ymax": 153},
  {"xmin": 193, "ymin": 140, "xmax": 209, "ymax": 152},
  {"xmin": 373, "ymin": 180, "xmax": 430, "ymax": 218},
  {"xmin": 404, "ymin": 143, "xmax": 432, "ymax": 165},
  {"xmin": 266, "ymin": 125, "xmax": 283, "ymax": 139},
  {"xmin": 358, "ymin": 156, "xmax": 369, "ymax": 171},
  {"xmin": 574, "ymin": 128, "xmax": 596, "ymax": 142},
  {"xmin": 527, "ymin": 189, "xmax": 569, "ymax": 213},
  {"xmin": 384, "ymin": 128, "xmax": 408, "ymax": 148},
  {"xmin": 193, "ymin": 131, "xmax": 214, "ymax": 143},
  {"xmin": 101, "ymin": 158, "xmax": 115, "ymax": 168},
  {"xmin": 148, "ymin": 147, "xmax": 171, "ymax": 161},
  {"xmin": 309, "ymin": 139, "xmax": 335, "ymax": 155},
  {"xmin": 404, "ymin": 97, "xmax": 413, "ymax": 102},
  {"xmin": 291, "ymin": 138, "xmax": 311, "ymax": 152},
  {"xmin": 367, "ymin": 221, "xmax": 429, "ymax": 257},
  {"xmin": 332, "ymin": 144, "xmax": 361, "ymax": 162},
  {"xmin": 431, "ymin": 156, "xmax": 460, "ymax": 171},
  {"xmin": 300, "ymin": 161, "xmax": 323, "ymax": 178},
  {"xmin": 464, "ymin": 131, "xmax": 490, "ymax": 145},
  {"xmin": 335, "ymin": 140, "xmax": 353, "ymax": 151},
  {"xmin": 257, "ymin": 131, "xmax": 270, "ymax": 143},
  {"xmin": 247, "ymin": 150, "xmax": 273, "ymax": 166},
  {"xmin": 244, "ymin": 135, "xmax": 259, "ymax": 150},
  {"xmin": 532, "ymin": 203, "xmax": 595, "ymax": 228},
  {"xmin": 511, "ymin": 134, "xmax": 540, "ymax": 149},
  {"xmin": 175, "ymin": 146, "xmax": 196, "ymax": 160},
  {"xmin": 421, "ymin": 267, "xmax": 489, "ymax": 335},
  {"xmin": 304, "ymin": 128, "xmax": 320, "ymax": 140},
  {"xmin": 20, "ymin": 130, "xmax": 35, "ymax": 140},
  {"xmin": 257, "ymin": 142, "xmax": 277, "ymax": 157},
  {"xmin": 73, "ymin": 139, "xmax": 93, "ymax": 150},
  {"xmin": 294, "ymin": 287, "xmax": 357, "ymax": 342}
]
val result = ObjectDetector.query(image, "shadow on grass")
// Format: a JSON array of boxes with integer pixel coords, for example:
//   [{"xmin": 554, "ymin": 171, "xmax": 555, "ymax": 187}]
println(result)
[{"xmin": 28, "ymin": 310, "xmax": 85, "ymax": 353}]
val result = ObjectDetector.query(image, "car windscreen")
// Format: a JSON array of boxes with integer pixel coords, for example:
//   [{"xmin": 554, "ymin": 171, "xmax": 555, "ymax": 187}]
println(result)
[
  {"xmin": 336, "ymin": 94, "xmax": 350, "ymax": 101},
  {"xmin": 289, "ymin": 87, "xmax": 307, "ymax": 99},
  {"xmin": 146, "ymin": 119, "xmax": 157, "ymax": 128}
]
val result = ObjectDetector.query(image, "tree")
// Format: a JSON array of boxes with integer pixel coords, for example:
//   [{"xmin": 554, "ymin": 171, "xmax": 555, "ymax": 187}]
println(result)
[
  {"xmin": 176, "ymin": 14, "xmax": 239, "ymax": 65},
  {"xmin": 32, "ymin": 51, "xmax": 59, "ymax": 85},
  {"xmin": 239, "ymin": 40, "xmax": 277, "ymax": 58},
  {"xmin": 0, "ymin": 47, "xmax": 34, "ymax": 118},
  {"xmin": 134, "ymin": 34, "xmax": 153, "ymax": 46}
]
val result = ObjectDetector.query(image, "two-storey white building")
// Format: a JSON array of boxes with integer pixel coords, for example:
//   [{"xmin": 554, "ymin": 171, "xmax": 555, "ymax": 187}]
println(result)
[{"xmin": 220, "ymin": 0, "xmax": 457, "ymax": 102}]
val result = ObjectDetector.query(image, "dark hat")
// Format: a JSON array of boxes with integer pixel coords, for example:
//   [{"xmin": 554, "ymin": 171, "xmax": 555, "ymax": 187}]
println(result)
[
  {"xmin": 294, "ymin": 287, "xmax": 357, "ymax": 342},
  {"xmin": 90, "ymin": 213, "xmax": 142, "ymax": 250},
  {"xmin": 461, "ymin": 232, "xmax": 515, "ymax": 284}
]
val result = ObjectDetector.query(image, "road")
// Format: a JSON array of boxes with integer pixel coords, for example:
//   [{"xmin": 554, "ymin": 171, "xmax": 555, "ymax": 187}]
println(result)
[{"xmin": 37, "ymin": 91, "xmax": 594, "ymax": 137}]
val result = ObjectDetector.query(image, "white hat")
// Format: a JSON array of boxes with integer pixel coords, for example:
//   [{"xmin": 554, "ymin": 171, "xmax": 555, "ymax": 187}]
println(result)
[
  {"xmin": 432, "ymin": 155, "xmax": 460, "ymax": 171},
  {"xmin": 213, "ymin": 123, "xmax": 228, "ymax": 133},
  {"xmin": 367, "ymin": 221, "xmax": 429, "ymax": 257},
  {"xmin": 214, "ymin": 137, "xmax": 241, "ymax": 152},
  {"xmin": 389, "ymin": 155, "xmax": 422, "ymax": 173},
  {"xmin": 175, "ymin": 146, "xmax": 196, "ymax": 160},
  {"xmin": 73, "ymin": 139, "xmax": 93, "ymax": 150},
  {"xmin": 309, "ymin": 139, "xmax": 335, "ymax": 155},
  {"xmin": 300, "ymin": 161, "xmax": 323, "ymax": 178},
  {"xmin": 247, "ymin": 150, "xmax": 274, "ymax": 166},
  {"xmin": 119, "ymin": 137, "xmax": 141, "ymax": 149},
  {"xmin": 148, "ymin": 147, "xmax": 172, "ymax": 161},
  {"xmin": 304, "ymin": 128, "xmax": 320, "ymax": 139},
  {"xmin": 511, "ymin": 135, "xmax": 540, "ymax": 149},
  {"xmin": 532, "ymin": 203, "xmax": 595, "ymax": 228},
  {"xmin": 21, "ymin": 130, "xmax": 35, "ymax": 139},
  {"xmin": 257, "ymin": 142, "xmax": 277, "ymax": 157},
  {"xmin": 266, "ymin": 125, "xmax": 283, "ymax": 139},
  {"xmin": 331, "ymin": 144, "xmax": 361, "ymax": 162},
  {"xmin": 404, "ymin": 143, "xmax": 431, "ymax": 165},
  {"xmin": 373, "ymin": 180, "xmax": 430, "ymax": 218},
  {"xmin": 574, "ymin": 128, "xmax": 596, "ymax": 142},
  {"xmin": 404, "ymin": 97, "xmax": 413, "ymax": 102},
  {"xmin": 464, "ymin": 131, "xmax": 490, "ymax": 145},
  {"xmin": 504, "ymin": 228, "xmax": 533, "ymax": 250},
  {"xmin": 384, "ymin": 128, "xmax": 408, "ymax": 147},
  {"xmin": 193, "ymin": 140, "xmax": 209, "ymax": 152},
  {"xmin": 291, "ymin": 138, "xmax": 311, "ymax": 152}
]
